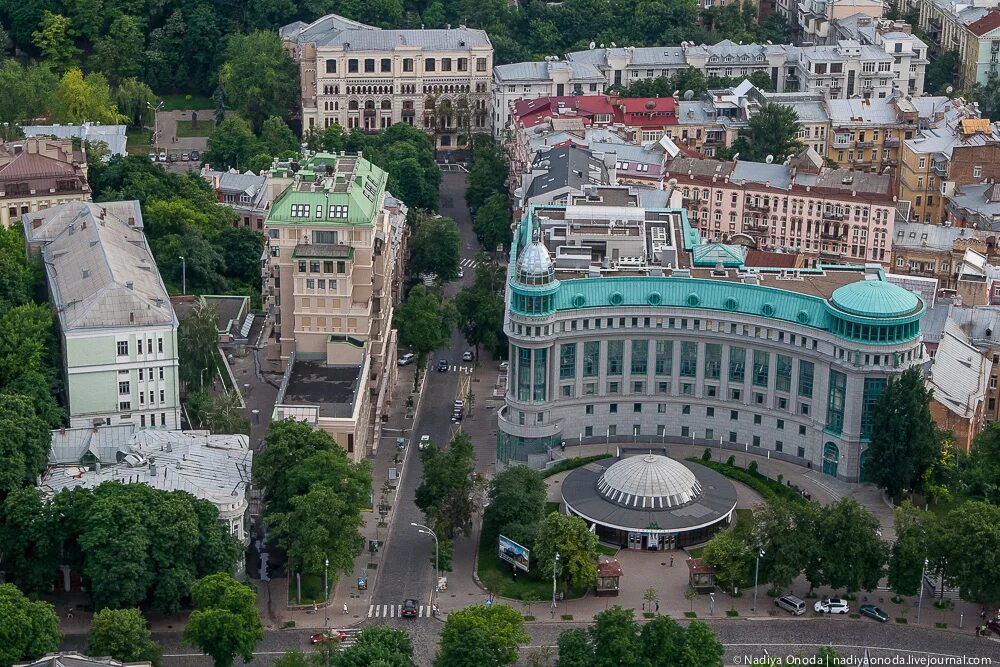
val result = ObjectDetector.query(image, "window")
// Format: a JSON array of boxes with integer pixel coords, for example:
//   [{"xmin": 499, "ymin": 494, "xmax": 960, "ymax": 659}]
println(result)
[
  {"xmin": 328, "ymin": 205, "xmax": 348, "ymax": 219},
  {"xmin": 425, "ymin": 58, "xmax": 436, "ymax": 72},
  {"xmin": 707, "ymin": 407, "xmax": 715, "ymax": 417},
  {"xmin": 137, "ymin": 338, "xmax": 143, "ymax": 354},
  {"xmin": 655, "ymin": 340, "xmax": 672, "ymax": 375},
  {"xmin": 306, "ymin": 279, "xmax": 315, "ymax": 289},
  {"xmin": 348, "ymin": 59, "xmax": 358, "ymax": 73},
  {"xmin": 298, "ymin": 260, "xmax": 307, "ymax": 273},
  {"xmin": 799, "ymin": 425, "xmax": 807, "ymax": 436},
  {"xmin": 117, "ymin": 340, "xmax": 128, "ymax": 356},
  {"xmin": 458, "ymin": 58, "xmax": 468, "ymax": 71},
  {"xmin": 753, "ymin": 435, "xmax": 760, "ymax": 447},
  {"xmin": 337, "ymin": 261, "xmax": 346, "ymax": 273},
  {"xmin": 682, "ymin": 426, "xmax": 690, "ymax": 438},
  {"xmin": 607, "ymin": 340, "xmax": 623, "ymax": 376},
  {"xmin": 138, "ymin": 368, "xmax": 144, "ymax": 381},
  {"xmin": 631, "ymin": 339, "xmax": 648, "ymax": 374},
  {"xmin": 776, "ymin": 440, "xmax": 783, "ymax": 452},
  {"xmin": 860, "ymin": 378, "xmax": 887, "ymax": 440},
  {"xmin": 729, "ymin": 346, "xmax": 745, "ymax": 382},
  {"xmin": 159, "ymin": 367, "xmax": 164, "ymax": 380},
  {"xmin": 680, "ymin": 342, "xmax": 697, "ymax": 377},
  {"xmin": 585, "ymin": 404, "xmax": 594, "ymax": 415},
  {"xmin": 364, "ymin": 58, "xmax": 375, "ymax": 72},
  {"xmin": 119, "ymin": 401, "xmax": 131, "ymax": 411},
  {"xmin": 533, "ymin": 348, "xmax": 547, "ymax": 402},
  {"xmin": 560, "ymin": 343, "xmax": 576, "ymax": 379},
  {"xmin": 776, "ymin": 355, "xmax": 792, "ymax": 392},
  {"xmin": 608, "ymin": 381, "xmax": 619, "ymax": 394},
  {"xmin": 731, "ymin": 410, "xmax": 739, "ymax": 420},
  {"xmin": 798, "ymin": 360, "xmax": 814, "ymax": 397},
  {"xmin": 118, "ymin": 381, "xmax": 130, "ymax": 395},
  {"xmin": 381, "ymin": 58, "xmax": 391, "ymax": 72},
  {"xmin": 403, "ymin": 58, "xmax": 414, "ymax": 72},
  {"xmin": 826, "ymin": 371, "xmax": 846, "ymax": 434},
  {"xmin": 658, "ymin": 404, "xmax": 666, "ymax": 414},
  {"xmin": 290, "ymin": 204, "xmax": 310, "ymax": 217},
  {"xmin": 159, "ymin": 390, "xmax": 165, "ymax": 403},
  {"xmin": 801, "ymin": 403, "xmax": 810, "ymax": 416},
  {"xmin": 633, "ymin": 403, "xmax": 642, "ymax": 413},
  {"xmin": 441, "ymin": 57, "xmax": 452, "ymax": 71},
  {"xmin": 753, "ymin": 350, "xmax": 769, "ymax": 387},
  {"xmin": 610, "ymin": 403, "xmax": 618, "ymax": 414},
  {"xmin": 704, "ymin": 343, "xmax": 721, "ymax": 380},
  {"xmin": 476, "ymin": 57, "xmax": 487, "ymax": 71},
  {"xmin": 583, "ymin": 341, "xmax": 600, "ymax": 376},
  {"xmin": 325, "ymin": 59, "xmax": 337, "ymax": 73},
  {"xmin": 682, "ymin": 404, "xmax": 691, "ymax": 414}
]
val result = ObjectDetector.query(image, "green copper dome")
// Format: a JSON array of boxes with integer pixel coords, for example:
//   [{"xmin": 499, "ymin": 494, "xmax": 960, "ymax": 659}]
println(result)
[{"xmin": 830, "ymin": 280, "xmax": 921, "ymax": 318}]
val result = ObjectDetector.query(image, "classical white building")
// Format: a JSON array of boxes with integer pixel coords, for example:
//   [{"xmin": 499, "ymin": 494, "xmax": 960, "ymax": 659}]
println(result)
[
  {"xmin": 281, "ymin": 14, "xmax": 493, "ymax": 149},
  {"xmin": 492, "ymin": 60, "xmax": 607, "ymax": 136},
  {"xmin": 24, "ymin": 201, "xmax": 181, "ymax": 430}
]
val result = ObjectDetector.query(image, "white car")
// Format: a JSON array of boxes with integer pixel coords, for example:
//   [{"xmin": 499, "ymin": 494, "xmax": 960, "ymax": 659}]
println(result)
[
  {"xmin": 814, "ymin": 598, "xmax": 850, "ymax": 614},
  {"xmin": 397, "ymin": 353, "xmax": 416, "ymax": 366},
  {"xmin": 499, "ymin": 361, "xmax": 509, "ymax": 371},
  {"xmin": 462, "ymin": 351, "xmax": 474, "ymax": 361},
  {"xmin": 458, "ymin": 267, "xmax": 464, "ymax": 278},
  {"xmin": 419, "ymin": 435, "xmax": 431, "ymax": 450}
]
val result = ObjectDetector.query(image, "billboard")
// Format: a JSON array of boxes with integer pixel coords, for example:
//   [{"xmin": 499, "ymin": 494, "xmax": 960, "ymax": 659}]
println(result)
[{"xmin": 498, "ymin": 534, "xmax": 530, "ymax": 572}]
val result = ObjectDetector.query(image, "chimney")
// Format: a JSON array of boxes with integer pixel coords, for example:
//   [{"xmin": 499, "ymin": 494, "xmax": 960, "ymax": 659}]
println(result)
[
  {"xmin": 129, "ymin": 312, "xmax": 134, "ymax": 323},
  {"xmin": 126, "ymin": 281, "xmax": 134, "ymax": 290},
  {"xmin": 127, "ymin": 217, "xmax": 135, "ymax": 226}
]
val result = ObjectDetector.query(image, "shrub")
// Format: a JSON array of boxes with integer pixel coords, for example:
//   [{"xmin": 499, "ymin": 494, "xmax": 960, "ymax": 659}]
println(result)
[
  {"xmin": 748, "ymin": 460, "xmax": 758, "ymax": 474},
  {"xmin": 702, "ymin": 448, "xmax": 712, "ymax": 461},
  {"xmin": 896, "ymin": 618, "xmax": 907, "ymax": 624},
  {"xmin": 688, "ymin": 458, "xmax": 807, "ymax": 504},
  {"xmin": 684, "ymin": 611, "xmax": 697, "ymax": 618},
  {"xmin": 726, "ymin": 455, "xmax": 736, "ymax": 466},
  {"xmin": 561, "ymin": 614, "xmax": 574, "ymax": 621},
  {"xmin": 726, "ymin": 609, "xmax": 739, "ymax": 617},
  {"xmin": 542, "ymin": 455, "xmax": 607, "ymax": 478}
]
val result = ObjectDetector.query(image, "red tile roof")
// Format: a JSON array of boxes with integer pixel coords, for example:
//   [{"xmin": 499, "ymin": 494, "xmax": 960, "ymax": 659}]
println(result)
[{"xmin": 968, "ymin": 10, "xmax": 1000, "ymax": 36}]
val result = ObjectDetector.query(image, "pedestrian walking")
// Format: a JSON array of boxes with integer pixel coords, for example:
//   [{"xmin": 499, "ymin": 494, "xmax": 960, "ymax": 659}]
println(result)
[
  {"xmin": 655, "ymin": 601, "xmax": 660, "ymax": 613},
  {"xmin": 343, "ymin": 603, "xmax": 349, "ymax": 615},
  {"xmin": 670, "ymin": 556, "xmax": 674, "ymax": 567}
]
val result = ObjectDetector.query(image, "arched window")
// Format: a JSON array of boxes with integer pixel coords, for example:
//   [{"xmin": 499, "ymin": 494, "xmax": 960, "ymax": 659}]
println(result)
[
  {"xmin": 381, "ymin": 99, "xmax": 392, "ymax": 110},
  {"xmin": 822, "ymin": 442, "xmax": 839, "ymax": 478},
  {"xmin": 348, "ymin": 100, "xmax": 359, "ymax": 110}
]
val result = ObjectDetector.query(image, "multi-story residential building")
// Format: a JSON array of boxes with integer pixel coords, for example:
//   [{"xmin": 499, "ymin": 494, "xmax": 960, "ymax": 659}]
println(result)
[
  {"xmin": 23, "ymin": 201, "xmax": 181, "ymax": 430},
  {"xmin": 0, "ymin": 138, "xmax": 90, "ymax": 228},
  {"xmin": 919, "ymin": 0, "xmax": 998, "ymax": 60},
  {"xmin": 499, "ymin": 184, "xmax": 924, "ymax": 481},
  {"xmin": 795, "ymin": 0, "xmax": 883, "ymax": 43},
  {"xmin": 22, "ymin": 123, "xmax": 128, "ymax": 157},
  {"xmin": 262, "ymin": 152, "xmax": 402, "ymax": 460},
  {"xmin": 962, "ymin": 11, "xmax": 1000, "ymax": 88},
  {"xmin": 281, "ymin": 14, "xmax": 492, "ymax": 148},
  {"xmin": 946, "ymin": 181, "xmax": 1000, "ymax": 229},
  {"xmin": 951, "ymin": 304, "xmax": 1000, "ymax": 422},
  {"xmin": 926, "ymin": 318, "xmax": 990, "ymax": 450},
  {"xmin": 518, "ymin": 144, "xmax": 613, "ymax": 210},
  {"xmin": 891, "ymin": 221, "xmax": 997, "ymax": 288},
  {"xmin": 826, "ymin": 96, "xmax": 919, "ymax": 170},
  {"xmin": 492, "ymin": 60, "xmax": 606, "ymax": 134},
  {"xmin": 900, "ymin": 115, "xmax": 1000, "ymax": 224},
  {"xmin": 200, "ymin": 167, "xmax": 273, "ymax": 230},
  {"xmin": 755, "ymin": 89, "xmax": 831, "ymax": 156},
  {"xmin": 665, "ymin": 156, "xmax": 895, "ymax": 265}
]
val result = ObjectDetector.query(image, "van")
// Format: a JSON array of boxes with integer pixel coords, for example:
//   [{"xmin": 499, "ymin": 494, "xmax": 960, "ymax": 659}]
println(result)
[{"xmin": 775, "ymin": 595, "xmax": 806, "ymax": 615}]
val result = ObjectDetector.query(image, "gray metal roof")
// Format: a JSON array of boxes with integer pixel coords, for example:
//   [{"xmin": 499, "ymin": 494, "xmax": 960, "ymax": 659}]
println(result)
[
  {"xmin": 494, "ymin": 60, "xmax": 603, "ymax": 82},
  {"xmin": 22, "ymin": 124, "xmax": 128, "ymax": 157},
  {"xmin": 283, "ymin": 14, "xmax": 490, "ymax": 50},
  {"xmin": 947, "ymin": 183, "xmax": 1000, "ymax": 221},
  {"xmin": 927, "ymin": 319, "xmax": 989, "ymax": 419},
  {"xmin": 23, "ymin": 201, "xmax": 175, "ymax": 332},
  {"xmin": 49, "ymin": 424, "xmax": 137, "ymax": 465},
  {"xmin": 16, "ymin": 652, "xmax": 151, "ymax": 667},
  {"xmin": 893, "ymin": 221, "xmax": 967, "ymax": 250},
  {"xmin": 526, "ymin": 145, "xmax": 610, "ymax": 199},
  {"xmin": 731, "ymin": 161, "xmax": 793, "ymax": 189}
]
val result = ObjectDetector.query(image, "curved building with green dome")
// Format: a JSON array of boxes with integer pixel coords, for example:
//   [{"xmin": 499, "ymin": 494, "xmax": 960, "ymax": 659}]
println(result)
[{"xmin": 498, "ymin": 185, "xmax": 924, "ymax": 482}]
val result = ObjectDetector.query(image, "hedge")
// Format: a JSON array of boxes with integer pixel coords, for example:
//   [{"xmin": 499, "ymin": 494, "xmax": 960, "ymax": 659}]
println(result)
[{"xmin": 687, "ymin": 458, "xmax": 808, "ymax": 504}]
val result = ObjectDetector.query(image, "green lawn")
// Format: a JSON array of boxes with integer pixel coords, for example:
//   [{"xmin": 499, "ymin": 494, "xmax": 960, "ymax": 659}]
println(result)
[
  {"xmin": 477, "ymin": 530, "xmax": 588, "ymax": 602},
  {"xmin": 596, "ymin": 543, "xmax": 618, "ymax": 557},
  {"xmin": 287, "ymin": 572, "xmax": 328, "ymax": 606},
  {"xmin": 686, "ymin": 545, "xmax": 706, "ymax": 560},
  {"xmin": 176, "ymin": 119, "xmax": 214, "ymax": 138},
  {"xmin": 159, "ymin": 93, "xmax": 215, "ymax": 111},
  {"xmin": 125, "ymin": 127, "xmax": 153, "ymax": 155}
]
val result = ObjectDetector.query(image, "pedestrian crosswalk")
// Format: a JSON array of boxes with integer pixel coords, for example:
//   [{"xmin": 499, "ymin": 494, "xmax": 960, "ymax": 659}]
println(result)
[
  {"xmin": 460, "ymin": 258, "xmax": 480, "ymax": 268},
  {"xmin": 449, "ymin": 365, "xmax": 473, "ymax": 374},
  {"xmin": 368, "ymin": 603, "xmax": 434, "ymax": 618}
]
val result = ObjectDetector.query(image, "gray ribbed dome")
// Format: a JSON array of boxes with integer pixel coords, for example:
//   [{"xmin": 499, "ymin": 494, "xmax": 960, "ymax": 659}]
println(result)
[
  {"xmin": 596, "ymin": 455, "xmax": 702, "ymax": 509},
  {"xmin": 516, "ymin": 239, "xmax": 555, "ymax": 286}
]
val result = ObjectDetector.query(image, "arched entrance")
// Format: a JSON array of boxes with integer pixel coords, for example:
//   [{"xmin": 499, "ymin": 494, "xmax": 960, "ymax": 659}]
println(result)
[
  {"xmin": 859, "ymin": 448, "xmax": 871, "ymax": 483},
  {"xmin": 822, "ymin": 442, "xmax": 839, "ymax": 478}
]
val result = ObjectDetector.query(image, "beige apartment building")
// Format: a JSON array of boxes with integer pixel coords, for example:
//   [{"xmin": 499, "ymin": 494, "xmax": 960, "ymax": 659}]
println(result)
[
  {"xmin": 0, "ymin": 138, "xmax": 90, "ymax": 228},
  {"xmin": 264, "ymin": 152, "xmax": 404, "ymax": 460},
  {"xmin": 281, "ymin": 14, "xmax": 493, "ymax": 149}
]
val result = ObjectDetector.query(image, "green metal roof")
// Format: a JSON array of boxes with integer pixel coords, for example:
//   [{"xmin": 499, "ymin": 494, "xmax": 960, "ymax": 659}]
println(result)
[
  {"xmin": 692, "ymin": 243, "xmax": 747, "ymax": 268},
  {"xmin": 830, "ymin": 280, "xmax": 921, "ymax": 318},
  {"xmin": 267, "ymin": 153, "xmax": 386, "ymax": 228}
]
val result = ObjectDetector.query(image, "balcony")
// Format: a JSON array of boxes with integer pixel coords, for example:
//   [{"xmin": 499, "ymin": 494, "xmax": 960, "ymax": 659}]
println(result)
[
  {"xmin": 498, "ymin": 406, "xmax": 562, "ymax": 439},
  {"xmin": 745, "ymin": 202, "xmax": 769, "ymax": 212},
  {"xmin": 745, "ymin": 225, "xmax": 770, "ymax": 236},
  {"xmin": 820, "ymin": 232, "xmax": 846, "ymax": 241},
  {"xmin": 401, "ymin": 108, "xmax": 415, "ymax": 116},
  {"xmin": 928, "ymin": 16, "xmax": 942, "ymax": 27},
  {"xmin": 832, "ymin": 138, "xmax": 851, "ymax": 148},
  {"xmin": 857, "ymin": 140, "xmax": 874, "ymax": 148},
  {"xmin": 933, "ymin": 162, "xmax": 948, "ymax": 177},
  {"xmin": 885, "ymin": 137, "xmax": 900, "ymax": 147},
  {"xmin": 822, "ymin": 211, "xmax": 846, "ymax": 221}
]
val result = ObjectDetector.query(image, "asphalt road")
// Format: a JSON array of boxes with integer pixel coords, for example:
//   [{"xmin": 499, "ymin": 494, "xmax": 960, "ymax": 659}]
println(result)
[{"xmin": 368, "ymin": 171, "xmax": 480, "ymax": 614}]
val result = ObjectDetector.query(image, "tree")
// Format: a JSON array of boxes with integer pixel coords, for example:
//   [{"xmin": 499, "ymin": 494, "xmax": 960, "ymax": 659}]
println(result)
[
  {"xmin": 0, "ymin": 583, "xmax": 60, "ymax": 667},
  {"xmin": 183, "ymin": 574, "xmax": 263, "ymax": 667},
  {"xmin": 0, "ymin": 488, "xmax": 60, "ymax": 595},
  {"xmin": 888, "ymin": 501, "xmax": 932, "ymax": 597},
  {"xmin": 259, "ymin": 116, "xmax": 300, "ymax": 156},
  {"xmin": 805, "ymin": 498, "xmax": 887, "ymax": 593},
  {"xmin": 925, "ymin": 50, "xmax": 961, "ymax": 95},
  {"xmin": 115, "ymin": 78, "xmax": 157, "ymax": 130},
  {"xmin": 334, "ymin": 626, "xmax": 415, "ymax": 667},
  {"xmin": 409, "ymin": 214, "xmax": 461, "ymax": 281},
  {"xmin": 867, "ymin": 368, "xmax": 940, "ymax": 501},
  {"xmin": 218, "ymin": 31, "xmax": 298, "ymax": 133},
  {"xmin": 937, "ymin": 501, "xmax": 1000, "ymax": 604},
  {"xmin": 638, "ymin": 615, "xmax": 687, "ymax": 667},
  {"xmin": 178, "ymin": 299, "xmax": 220, "ymax": 393},
  {"xmin": 214, "ymin": 86, "xmax": 226, "ymax": 127},
  {"xmin": 482, "ymin": 466, "xmax": 547, "ymax": 544},
  {"xmin": 703, "ymin": 525, "xmax": 753, "ymax": 590},
  {"xmin": 681, "ymin": 621, "xmax": 724, "ymax": 667},
  {"xmin": 533, "ymin": 513, "xmax": 598, "ymax": 592},
  {"xmin": 556, "ymin": 628, "xmax": 593, "ymax": 667},
  {"xmin": 87, "ymin": 608, "xmax": 161, "ymax": 665},
  {"xmin": 204, "ymin": 117, "xmax": 265, "ymax": 171},
  {"xmin": 815, "ymin": 647, "xmax": 843, "ymax": 666},
  {"xmin": 218, "ymin": 227, "xmax": 266, "ymax": 289},
  {"xmin": 0, "ymin": 61, "xmax": 58, "ymax": 140},
  {"xmin": 752, "ymin": 500, "xmax": 815, "ymax": 592},
  {"xmin": 54, "ymin": 69, "xmax": 126, "ymax": 125},
  {"xmin": 957, "ymin": 423, "xmax": 1000, "ymax": 503},
  {"xmin": 718, "ymin": 103, "xmax": 802, "ymax": 163},
  {"xmin": 454, "ymin": 266, "xmax": 507, "ymax": 359},
  {"xmin": 415, "ymin": 431, "xmax": 477, "ymax": 538},
  {"xmin": 435, "ymin": 603, "xmax": 529, "ymax": 667},
  {"xmin": 466, "ymin": 140, "xmax": 507, "ymax": 213},
  {"xmin": 474, "ymin": 193, "xmax": 513, "ymax": 252},
  {"xmin": 201, "ymin": 390, "xmax": 250, "ymax": 435},
  {"xmin": 0, "ymin": 393, "xmax": 50, "ymax": 497},
  {"xmin": 589, "ymin": 607, "xmax": 641, "ymax": 667},
  {"xmin": 393, "ymin": 286, "xmax": 454, "ymax": 362},
  {"xmin": 92, "ymin": 15, "xmax": 145, "ymax": 83},
  {"xmin": 32, "ymin": 12, "xmax": 80, "ymax": 73}
]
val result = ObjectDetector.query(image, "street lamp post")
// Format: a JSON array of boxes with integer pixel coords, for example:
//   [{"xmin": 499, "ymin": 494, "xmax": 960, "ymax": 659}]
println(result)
[
  {"xmin": 200, "ymin": 367, "xmax": 208, "ymax": 390},
  {"xmin": 147, "ymin": 100, "xmax": 165, "ymax": 155},
  {"xmin": 178, "ymin": 256, "xmax": 186, "ymax": 295},
  {"xmin": 411, "ymin": 522, "xmax": 439, "ymax": 605},
  {"xmin": 916, "ymin": 557, "xmax": 928, "ymax": 624},
  {"xmin": 323, "ymin": 557, "xmax": 329, "ymax": 629},
  {"xmin": 752, "ymin": 548, "xmax": 764, "ymax": 612},
  {"xmin": 551, "ymin": 552, "xmax": 560, "ymax": 610}
]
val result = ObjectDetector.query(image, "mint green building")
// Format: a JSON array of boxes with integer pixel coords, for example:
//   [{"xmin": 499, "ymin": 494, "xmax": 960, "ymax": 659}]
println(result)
[
  {"xmin": 24, "ymin": 201, "xmax": 180, "ymax": 430},
  {"xmin": 499, "ymin": 185, "xmax": 925, "ymax": 483}
]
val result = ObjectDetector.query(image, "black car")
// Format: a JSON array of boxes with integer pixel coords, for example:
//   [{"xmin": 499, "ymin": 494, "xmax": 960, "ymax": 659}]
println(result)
[
  {"xmin": 190, "ymin": 150, "xmax": 201, "ymax": 161},
  {"xmin": 859, "ymin": 604, "xmax": 889, "ymax": 622},
  {"xmin": 401, "ymin": 598, "xmax": 419, "ymax": 617},
  {"xmin": 437, "ymin": 359, "xmax": 449, "ymax": 372}
]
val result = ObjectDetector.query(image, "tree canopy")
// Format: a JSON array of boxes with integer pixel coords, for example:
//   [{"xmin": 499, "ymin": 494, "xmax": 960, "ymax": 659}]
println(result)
[
  {"xmin": 183, "ymin": 573, "xmax": 264, "ymax": 667},
  {"xmin": 87, "ymin": 608, "xmax": 161, "ymax": 666},
  {"xmin": 0, "ymin": 583, "xmax": 60, "ymax": 667},
  {"xmin": 435, "ymin": 603, "xmax": 530, "ymax": 667},
  {"xmin": 394, "ymin": 285, "xmax": 455, "ymax": 361},
  {"xmin": 533, "ymin": 512, "xmax": 599, "ymax": 592},
  {"xmin": 409, "ymin": 214, "xmax": 461, "ymax": 282},
  {"xmin": 415, "ymin": 431, "xmax": 477, "ymax": 539},
  {"xmin": 218, "ymin": 32, "xmax": 299, "ymax": 133},
  {"xmin": 717, "ymin": 103, "xmax": 803, "ymax": 163},
  {"xmin": 454, "ymin": 257, "xmax": 507, "ymax": 359}
]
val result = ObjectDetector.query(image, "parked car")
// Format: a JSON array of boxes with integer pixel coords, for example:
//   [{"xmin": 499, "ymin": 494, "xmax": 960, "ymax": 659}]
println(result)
[
  {"xmin": 167, "ymin": 153, "xmax": 177, "ymax": 162},
  {"xmin": 814, "ymin": 599, "xmax": 849, "ymax": 614},
  {"xmin": 397, "ymin": 353, "xmax": 416, "ymax": 366},
  {"xmin": 462, "ymin": 351, "xmax": 474, "ymax": 361},
  {"xmin": 499, "ymin": 361, "xmax": 509, "ymax": 371},
  {"xmin": 181, "ymin": 152, "xmax": 189, "ymax": 161},
  {"xmin": 401, "ymin": 599, "xmax": 419, "ymax": 618},
  {"xmin": 158, "ymin": 151, "xmax": 167, "ymax": 161},
  {"xmin": 419, "ymin": 435, "xmax": 431, "ymax": 450},
  {"xmin": 859, "ymin": 604, "xmax": 889, "ymax": 622},
  {"xmin": 775, "ymin": 595, "xmax": 806, "ymax": 615},
  {"xmin": 190, "ymin": 150, "xmax": 201, "ymax": 161},
  {"xmin": 148, "ymin": 152, "xmax": 156, "ymax": 161},
  {"xmin": 437, "ymin": 359, "xmax": 449, "ymax": 372},
  {"xmin": 458, "ymin": 267, "xmax": 464, "ymax": 278},
  {"xmin": 310, "ymin": 630, "xmax": 347, "ymax": 644}
]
